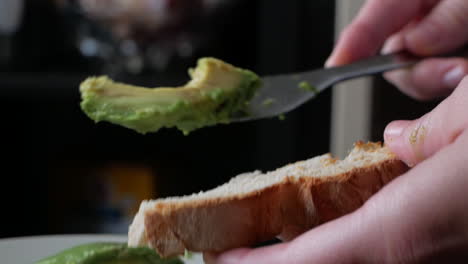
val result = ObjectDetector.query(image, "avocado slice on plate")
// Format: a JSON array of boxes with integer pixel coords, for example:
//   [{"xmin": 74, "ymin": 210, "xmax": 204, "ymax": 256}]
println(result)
[
  {"xmin": 80, "ymin": 58, "xmax": 261, "ymax": 135},
  {"xmin": 35, "ymin": 242, "xmax": 183, "ymax": 264}
]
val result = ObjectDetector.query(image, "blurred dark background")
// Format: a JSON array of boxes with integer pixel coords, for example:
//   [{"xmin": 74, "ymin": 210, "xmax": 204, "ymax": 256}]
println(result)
[{"xmin": 0, "ymin": 0, "xmax": 337, "ymax": 238}]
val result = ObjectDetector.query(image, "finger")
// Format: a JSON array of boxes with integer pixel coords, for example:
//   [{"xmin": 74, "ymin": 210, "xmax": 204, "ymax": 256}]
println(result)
[
  {"xmin": 381, "ymin": 33, "xmax": 406, "ymax": 55},
  {"xmin": 370, "ymin": 131, "xmax": 468, "ymax": 262},
  {"xmin": 405, "ymin": 0, "xmax": 468, "ymax": 55},
  {"xmin": 380, "ymin": 19, "xmax": 425, "ymax": 55},
  {"xmin": 384, "ymin": 76, "xmax": 468, "ymax": 166},
  {"xmin": 206, "ymin": 213, "xmax": 378, "ymax": 264},
  {"xmin": 326, "ymin": 0, "xmax": 433, "ymax": 67},
  {"xmin": 383, "ymin": 58, "xmax": 468, "ymax": 100}
]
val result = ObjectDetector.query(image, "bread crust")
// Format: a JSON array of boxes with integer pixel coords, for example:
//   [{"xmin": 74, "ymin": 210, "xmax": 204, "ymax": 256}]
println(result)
[{"xmin": 129, "ymin": 143, "xmax": 408, "ymax": 257}]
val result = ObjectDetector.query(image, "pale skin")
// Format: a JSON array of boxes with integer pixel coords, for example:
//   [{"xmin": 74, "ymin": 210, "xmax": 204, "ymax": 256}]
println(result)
[{"xmin": 206, "ymin": 0, "xmax": 468, "ymax": 263}]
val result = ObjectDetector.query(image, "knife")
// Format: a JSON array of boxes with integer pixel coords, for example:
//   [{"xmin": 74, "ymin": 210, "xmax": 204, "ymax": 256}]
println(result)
[{"xmin": 231, "ymin": 46, "xmax": 468, "ymax": 122}]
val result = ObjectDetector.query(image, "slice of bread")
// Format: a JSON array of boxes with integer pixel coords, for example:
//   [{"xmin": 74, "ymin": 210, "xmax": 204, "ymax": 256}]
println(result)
[{"xmin": 128, "ymin": 142, "xmax": 408, "ymax": 257}]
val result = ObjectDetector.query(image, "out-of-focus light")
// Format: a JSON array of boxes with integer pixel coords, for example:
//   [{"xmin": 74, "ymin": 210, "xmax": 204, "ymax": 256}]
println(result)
[
  {"xmin": 0, "ymin": 0, "xmax": 24, "ymax": 34},
  {"xmin": 80, "ymin": 37, "xmax": 99, "ymax": 57},
  {"xmin": 120, "ymin": 40, "xmax": 138, "ymax": 56}
]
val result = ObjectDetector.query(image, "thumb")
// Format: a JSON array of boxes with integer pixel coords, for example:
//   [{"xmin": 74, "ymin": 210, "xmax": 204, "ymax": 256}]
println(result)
[
  {"xmin": 405, "ymin": 0, "xmax": 468, "ymax": 55},
  {"xmin": 384, "ymin": 77, "xmax": 468, "ymax": 166}
]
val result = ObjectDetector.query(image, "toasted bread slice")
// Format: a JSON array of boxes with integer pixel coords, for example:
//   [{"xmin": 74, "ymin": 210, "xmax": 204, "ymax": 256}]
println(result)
[{"xmin": 128, "ymin": 142, "xmax": 408, "ymax": 257}]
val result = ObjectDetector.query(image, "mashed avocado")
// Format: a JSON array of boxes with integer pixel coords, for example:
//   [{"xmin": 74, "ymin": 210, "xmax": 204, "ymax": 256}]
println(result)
[
  {"xmin": 35, "ymin": 242, "xmax": 183, "ymax": 264},
  {"xmin": 79, "ymin": 57, "xmax": 261, "ymax": 135},
  {"xmin": 298, "ymin": 81, "xmax": 318, "ymax": 94}
]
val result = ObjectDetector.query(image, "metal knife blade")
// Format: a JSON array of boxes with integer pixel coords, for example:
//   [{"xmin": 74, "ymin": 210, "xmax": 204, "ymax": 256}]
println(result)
[{"xmin": 231, "ymin": 46, "xmax": 468, "ymax": 122}]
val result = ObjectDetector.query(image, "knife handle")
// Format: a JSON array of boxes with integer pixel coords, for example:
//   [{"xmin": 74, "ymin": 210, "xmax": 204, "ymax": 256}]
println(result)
[{"xmin": 321, "ymin": 45, "xmax": 468, "ymax": 87}]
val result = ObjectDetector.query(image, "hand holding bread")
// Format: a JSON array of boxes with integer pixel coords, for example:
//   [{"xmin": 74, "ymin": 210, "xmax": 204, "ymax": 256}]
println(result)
[
  {"xmin": 208, "ymin": 79, "xmax": 468, "ymax": 263},
  {"xmin": 207, "ymin": 129, "xmax": 468, "ymax": 263},
  {"xmin": 204, "ymin": 0, "xmax": 468, "ymax": 262}
]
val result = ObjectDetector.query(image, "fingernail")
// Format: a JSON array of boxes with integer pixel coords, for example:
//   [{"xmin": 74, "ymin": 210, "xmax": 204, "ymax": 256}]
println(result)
[
  {"xmin": 443, "ymin": 66, "xmax": 466, "ymax": 88},
  {"xmin": 381, "ymin": 44, "xmax": 394, "ymax": 55},
  {"xmin": 381, "ymin": 39, "xmax": 399, "ymax": 55},
  {"xmin": 325, "ymin": 56, "xmax": 334, "ymax": 68},
  {"xmin": 384, "ymin": 120, "xmax": 411, "ymax": 142}
]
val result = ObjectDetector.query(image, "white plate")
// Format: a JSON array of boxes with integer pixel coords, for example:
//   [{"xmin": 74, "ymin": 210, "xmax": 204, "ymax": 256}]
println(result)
[{"xmin": 0, "ymin": 234, "xmax": 204, "ymax": 264}]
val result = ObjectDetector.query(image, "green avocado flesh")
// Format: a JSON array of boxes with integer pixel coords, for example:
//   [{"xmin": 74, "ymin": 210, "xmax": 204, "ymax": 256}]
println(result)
[
  {"xmin": 35, "ymin": 242, "xmax": 183, "ymax": 264},
  {"xmin": 80, "ymin": 57, "xmax": 261, "ymax": 134},
  {"xmin": 298, "ymin": 81, "xmax": 318, "ymax": 94}
]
